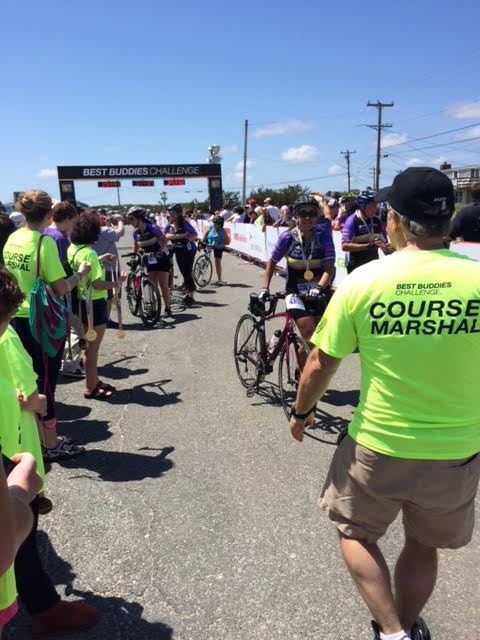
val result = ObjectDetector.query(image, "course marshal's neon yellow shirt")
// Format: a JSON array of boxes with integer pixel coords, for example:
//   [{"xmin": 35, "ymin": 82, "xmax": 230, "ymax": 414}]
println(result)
[
  {"xmin": 67, "ymin": 244, "xmax": 107, "ymax": 301},
  {"xmin": 0, "ymin": 378, "xmax": 21, "ymax": 614},
  {"xmin": 0, "ymin": 326, "xmax": 45, "ymax": 490},
  {"xmin": 3, "ymin": 229, "xmax": 66, "ymax": 318},
  {"xmin": 312, "ymin": 249, "xmax": 480, "ymax": 460}
]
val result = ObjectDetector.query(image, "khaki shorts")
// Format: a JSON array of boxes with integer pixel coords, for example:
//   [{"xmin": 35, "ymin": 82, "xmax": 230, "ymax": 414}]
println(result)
[{"xmin": 320, "ymin": 435, "xmax": 480, "ymax": 548}]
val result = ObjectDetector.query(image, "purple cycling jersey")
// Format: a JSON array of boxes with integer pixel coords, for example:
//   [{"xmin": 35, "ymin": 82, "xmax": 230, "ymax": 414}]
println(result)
[
  {"xmin": 133, "ymin": 223, "xmax": 165, "ymax": 253},
  {"xmin": 164, "ymin": 220, "xmax": 197, "ymax": 252},
  {"xmin": 270, "ymin": 220, "xmax": 335, "ymax": 294}
]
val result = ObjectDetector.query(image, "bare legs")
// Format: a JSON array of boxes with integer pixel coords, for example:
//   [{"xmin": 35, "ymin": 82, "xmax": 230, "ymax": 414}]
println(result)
[
  {"xmin": 214, "ymin": 257, "xmax": 222, "ymax": 282},
  {"xmin": 339, "ymin": 534, "xmax": 438, "ymax": 635},
  {"xmin": 84, "ymin": 324, "xmax": 106, "ymax": 393}
]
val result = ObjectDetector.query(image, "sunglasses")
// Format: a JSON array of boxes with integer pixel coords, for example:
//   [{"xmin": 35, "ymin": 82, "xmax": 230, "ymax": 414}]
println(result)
[{"xmin": 297, "ymin": 210, "xmax": 318, "ymax": 218}]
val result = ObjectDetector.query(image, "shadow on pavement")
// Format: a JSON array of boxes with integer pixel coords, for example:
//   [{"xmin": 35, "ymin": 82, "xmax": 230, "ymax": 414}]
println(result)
[
  {"xmin": 322, "ymin": 388, "xmax": 360, "ymax": 407},
  {"xmin": 98, "ymin": 355, "xmax": 149, "ymax": 380},
  {"xmin": 57, "ymin": 446, "xmax": 175, "ymax": 482},
  {"xmin": 56, "ymin": 402, "xmax": 92, "ymax": 421},
  {"xmin": 221, "ymin": 283, "xmax": 252, "ymax": 288},
  {"xmin": 4, "ymin": 531, "xmax": 174, "ymax": 640},
  {"xmin": 107, "ymin": 379, "xmax": 182, "ymax": 408},
  {"xmin": 57, "ymin": 418, "xmax": 113, "ymax": 446}
]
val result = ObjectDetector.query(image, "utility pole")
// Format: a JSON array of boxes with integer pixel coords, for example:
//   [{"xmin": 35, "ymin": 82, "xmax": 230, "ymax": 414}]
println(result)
[
  {"xmin": 340, "ymin": 149, "xmax": 356, "ymax": 192},
  {"xmin": 366, "ymin": 100, "xmax": 394, "ymax": 190},
  {"xmin": 242, "ymin": 119, "xmax": 248, "ymax": 204},
  {"xmin": 160, "ymin": 191, "xmax": 167, "ymax": 208},
  {"xmin": 116, "ymin": 184, "xmax": 121, "ymax": 207}
]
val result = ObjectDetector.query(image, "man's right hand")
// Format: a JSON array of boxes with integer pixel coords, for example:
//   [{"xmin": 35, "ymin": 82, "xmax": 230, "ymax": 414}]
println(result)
[
  {"xmin": 77, "ymin": 261, "xmax": 92, "ymax": 278},
  {"xmin": 7, "ymin": 453, "xmax": 41, "ymax": 504}
]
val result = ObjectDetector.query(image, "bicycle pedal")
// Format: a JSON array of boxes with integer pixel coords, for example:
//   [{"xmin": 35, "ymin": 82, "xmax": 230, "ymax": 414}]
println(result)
[{"xmin": 246, "ymin": 388, "xmax": 255, "ymax": 398}]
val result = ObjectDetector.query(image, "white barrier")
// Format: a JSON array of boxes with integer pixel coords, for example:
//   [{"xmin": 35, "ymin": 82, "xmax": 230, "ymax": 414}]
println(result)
[{"xmin": 193, "ymin": 221, "xmax": 479, "ymax": 287}]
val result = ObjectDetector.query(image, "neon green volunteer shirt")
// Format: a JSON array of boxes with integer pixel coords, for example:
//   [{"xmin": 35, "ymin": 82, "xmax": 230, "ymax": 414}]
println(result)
[
  {"xmin": 3, "ymin": 229, "xmax": 66, "ymax": 318},
  {"xmin": 67, "ymin": 244, "xmax": 107, "ymax": 301},
  {"xmin": 0, "ymin": 326, "xmax": 45, "ymax": 490},
  {"xmin": 0, "ymin": 378, "xmax": 21, "ymax": 613},
  {"xmin": 312, "ymin": 249, "xmax": 480, "ymax": 460}
]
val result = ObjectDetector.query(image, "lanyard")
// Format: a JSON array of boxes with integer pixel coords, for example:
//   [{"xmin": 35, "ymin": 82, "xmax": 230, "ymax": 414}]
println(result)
[{"xmin": 295, "ymin": 227, "xmax": 314, "ymax": 280}]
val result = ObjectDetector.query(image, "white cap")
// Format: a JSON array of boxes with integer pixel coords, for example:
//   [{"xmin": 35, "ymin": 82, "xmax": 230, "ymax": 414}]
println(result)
[
  {"xmin": 9, "ymin": 212, "xmax": 25, "ymax": 225},
  {"xmin": 327, "ymin": 198, "xmax": 339, "ymax": 207}
]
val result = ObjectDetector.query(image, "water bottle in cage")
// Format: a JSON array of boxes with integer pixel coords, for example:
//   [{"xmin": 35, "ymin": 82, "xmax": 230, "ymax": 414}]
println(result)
[{"xmin": 268, "ymin": 330, "xmax": 282, "ymax": 354}]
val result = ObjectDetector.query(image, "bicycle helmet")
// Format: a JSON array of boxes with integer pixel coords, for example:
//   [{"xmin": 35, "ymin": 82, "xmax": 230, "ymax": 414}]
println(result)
[
  {"xmin": 292, "ymin": 196, "xmax": 320, "ymax": 214},
  {"xmin": 167, "ymin": 203, "xmax": 183, "ymax": 213},
  {"xmin": 356, "ymin": 190, "xmax": 377, "ymax": 207},
  {"xmin": 212, "ymin": 215, "xmax": 224, "ymax": 226},
  {"xmin": 127, "ymin": 206, "xmax": 147, "ymax": 220}
]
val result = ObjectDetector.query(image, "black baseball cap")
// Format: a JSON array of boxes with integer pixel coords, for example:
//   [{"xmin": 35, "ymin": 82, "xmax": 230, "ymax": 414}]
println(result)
[{"xmin": 375, "ymin": 167, "xmax": 455, "ymax": 221}]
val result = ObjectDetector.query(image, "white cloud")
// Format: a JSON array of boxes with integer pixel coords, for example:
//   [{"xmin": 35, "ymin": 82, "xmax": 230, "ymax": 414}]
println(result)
[
  {"xmin": 36, "ymin": 168, "xmax": 57, "ymax": 179},
  {"xmin": 455, "ymin": 125, "xmax": 480, "ymax": 140},
  {"xmin": 328, "ymin": 164, "xmax": 343, "ymax": 176},
  {"xmin": 281, "ymin": 144, "xmax": 320, "ymax": 164},
  {"xmin": 253, "ymin": 118, "xmax": 314, "ymax": 139},
  {"xmin": 222, "ymin": 144, "xmax": 238, "ymax": 154},
  {"xmin": 381, "ymin": 133, "xmax": 408, "ymax": 149},
  {"xmin": 103, "ymin": 144, "xmax": 121, "ymax": 153},
  {"xmin": 446, "ymin": 100, "xmax": 480, "ymax": 119},
  {"xmin": 230, "ymin": 159, "xmax": 255, "ymax": 183}
]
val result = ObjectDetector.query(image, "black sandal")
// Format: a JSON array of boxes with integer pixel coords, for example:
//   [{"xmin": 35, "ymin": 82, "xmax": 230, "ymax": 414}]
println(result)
[
  {"xmin": 84, "ymin": 381, "xmax": 114, "ymax": 400},
  {"xmin": 98, "ymin": 380, "xmax": 116, "ymax": 393}
]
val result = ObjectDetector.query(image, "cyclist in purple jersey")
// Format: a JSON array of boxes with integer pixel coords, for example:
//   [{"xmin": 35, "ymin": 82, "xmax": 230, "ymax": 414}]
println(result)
[
  {"xmin": 260, "ymin": 196, "xmax": 335, "ymax": 346},
  {"xmin": 128, "ymin": 207, "xmax": 172, "ymax": 317},
  {"xmin": 341, "ymin": 191, "xmax": 392, "ymax": 273},
  {"xmin": 164, "ymin": 204, "xmax": 198, "ymax": 305}
]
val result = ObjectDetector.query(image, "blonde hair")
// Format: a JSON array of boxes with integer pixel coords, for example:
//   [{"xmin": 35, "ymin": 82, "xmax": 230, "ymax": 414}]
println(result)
[{"xmin": 16, "ymin": 189, "xmax": 52, "ymax": 224}]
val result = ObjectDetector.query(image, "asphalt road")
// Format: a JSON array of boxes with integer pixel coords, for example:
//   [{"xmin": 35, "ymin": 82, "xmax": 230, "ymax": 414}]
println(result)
[{"xmin": 6, "ymin": 244, "xmax": 480, "ymax": 640}]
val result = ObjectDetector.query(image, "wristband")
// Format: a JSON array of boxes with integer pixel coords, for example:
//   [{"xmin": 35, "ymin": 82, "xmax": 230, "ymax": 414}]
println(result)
[{"xmin": 290, "ymin": 404, "xmax": 314, "ymax": 420}]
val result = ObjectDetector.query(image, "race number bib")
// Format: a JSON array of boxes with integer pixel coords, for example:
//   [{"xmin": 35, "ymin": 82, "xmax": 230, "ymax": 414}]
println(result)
[
  {"xmin": 285, "ymin": 294, "xmax": 306, "ymax": 311},
  {"xmin": 148, "ymin": 254, "xmax": 157, "ymax": 265}
]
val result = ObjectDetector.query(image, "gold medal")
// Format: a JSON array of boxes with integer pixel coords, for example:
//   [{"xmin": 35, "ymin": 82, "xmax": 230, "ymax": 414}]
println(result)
[
  {"xmin": 304, "ymin": 269, "xmax": 314, "ymax": 281},
  {"xmin": 85, "ymin": 329, "xmax": 97, "ymax": 342}
]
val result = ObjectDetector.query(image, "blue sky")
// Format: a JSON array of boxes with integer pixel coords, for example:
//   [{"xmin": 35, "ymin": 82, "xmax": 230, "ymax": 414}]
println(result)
[{"xmin": 1, "ymin": 0, "xmax": 480, "ymax": 206}]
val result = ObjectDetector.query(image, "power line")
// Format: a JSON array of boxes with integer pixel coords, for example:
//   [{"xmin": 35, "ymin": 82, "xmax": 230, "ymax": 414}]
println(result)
[{"xmin": 383, "ymin": 122, "xmax": 480, "ymax": 149}]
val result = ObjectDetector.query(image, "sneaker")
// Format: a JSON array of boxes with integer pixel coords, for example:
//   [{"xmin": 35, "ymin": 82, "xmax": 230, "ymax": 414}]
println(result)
[
  {"xmin": 411, "ymin": 618, "xmax": 431, "ymax": 640},
  {"xmin": 32, "ymin": 600, "xmax": 98, "ymax": 635},
  {"xmin": 183, "ymin": 295, "xmax": 195, "ymax": 305},
  {"xmin": 371, "ymin": 621, "xmax": 410, "ymax": 640},
  {"xmin": 42, "ymin": 441, "xmax": 85, "ymax": 463},
  {"xmin": 163, "ymin": 307, "xmax": 173, "ymax": 318}
]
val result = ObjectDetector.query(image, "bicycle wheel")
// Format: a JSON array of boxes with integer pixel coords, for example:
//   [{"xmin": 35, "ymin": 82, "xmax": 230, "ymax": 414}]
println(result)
[
  {"xmin": 139, "ymin": 278, "xmax": 161, "ymax": 327},
  {"xmin": 278, "ymin": 333, "xmax": 311, "ymax": 418},
  {"xmin": 233, "ymin": 314, "xmax": 260, "ymax": 389},
  {"xmin": 126, "ymin": 272, "xmax": 139, "ymax": 316},
  {"xmin": 193, "ymin": 255, "xmax": 212, "ymax": 288}
]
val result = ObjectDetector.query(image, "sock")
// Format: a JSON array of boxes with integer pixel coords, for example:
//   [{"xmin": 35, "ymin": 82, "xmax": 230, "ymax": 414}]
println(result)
[{"xmin": 379, "ymin": 630, "xmax": 410, "ymax": 640}]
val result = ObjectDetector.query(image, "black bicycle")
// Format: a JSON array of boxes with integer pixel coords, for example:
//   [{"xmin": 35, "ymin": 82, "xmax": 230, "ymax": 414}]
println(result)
[
  {"xmin": 193, "ymin": 244, "xmax": 213, "ymax": 288},
  {"xmin": 233, "ymin": 292, "xmax": 311, "ymax": 417},
  {"xmin": 122, "ymin": 250, "xmax": 162, "ymax": 327}
]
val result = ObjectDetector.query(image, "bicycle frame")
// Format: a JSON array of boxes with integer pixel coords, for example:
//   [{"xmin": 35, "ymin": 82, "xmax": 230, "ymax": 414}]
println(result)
[{"xmin": 239, "ymin": 295, "xmax": 297, "ymax": 393}]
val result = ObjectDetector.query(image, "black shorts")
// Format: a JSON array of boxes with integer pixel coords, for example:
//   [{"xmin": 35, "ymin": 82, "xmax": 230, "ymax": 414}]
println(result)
[
  {"xmin": 144, "ymin": 253, "xmax": 172, "ymax": 273},
  {"xmin": 213, "ymin": 248, "xmax": 224, "ymax": 259},
  {"xmin": 287, "ymin": 295, "xmax": 327, "ymax": 321},
  {"xmin": 73, "ymin": 298, "xmax": 109, "ymax": 327}
]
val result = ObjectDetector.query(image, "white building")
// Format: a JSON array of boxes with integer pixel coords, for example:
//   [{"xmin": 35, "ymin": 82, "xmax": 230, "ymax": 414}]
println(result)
[{"xmin": 441, "ymin": 163, "xmax": 480, "ymax": 204}]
